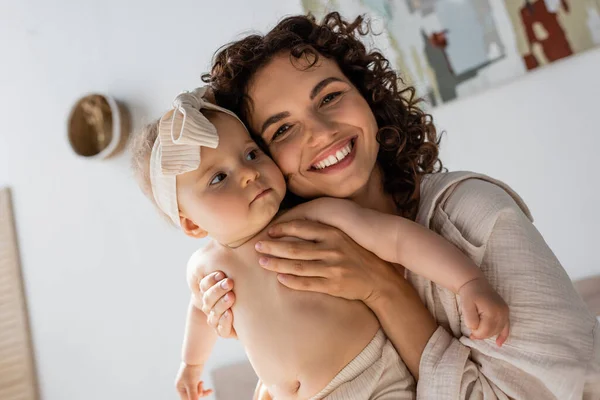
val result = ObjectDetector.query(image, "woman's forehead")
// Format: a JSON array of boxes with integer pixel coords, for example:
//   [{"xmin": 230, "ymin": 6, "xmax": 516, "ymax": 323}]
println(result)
[
  {"xmin": 251, "ymin": 54, "xmax": 343, "ymax": 94},
  {"xmin": 247, "ymin": 54, "xmax": 345, "ymax": 122}
]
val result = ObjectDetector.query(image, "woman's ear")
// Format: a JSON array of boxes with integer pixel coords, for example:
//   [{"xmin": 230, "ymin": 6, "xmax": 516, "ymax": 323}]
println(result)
[{"xmin": 180, "ymin": 215, "xmax": 208, "ymax": 239}]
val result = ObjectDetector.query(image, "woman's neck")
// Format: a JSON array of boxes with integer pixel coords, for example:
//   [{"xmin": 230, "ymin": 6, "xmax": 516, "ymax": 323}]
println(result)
[{"xmin": 350, "ymin": 166, "xmax": 397, "ymax": 214}]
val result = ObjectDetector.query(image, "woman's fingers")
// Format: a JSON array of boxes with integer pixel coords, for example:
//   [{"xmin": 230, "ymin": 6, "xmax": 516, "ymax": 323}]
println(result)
[
  {"xmin": 259, "ymin": 257, "xmax": 328, "ymax": 277},
  {"xmin": 277, "ymin": 274, "xmax": 332, "ymax": 294},
  {"xmin": 255, "ymin": 239, "xmax": 329, "ymax": 261},
  {"xmin": 208, "ymin": 307, "xmax": 236, "ymax": 339},
  {"xmin": 199, "ymin": 271, "xmax": 226, "ymax": 293},
  {"xmin": 267, "ymin": 219, "xmax": 334, "ymax": 242},
  {"xmin": 201, "ymin": 277, "xmax": 233, "ymax": 315},
  {"xmin": 209, "ymin": 292, "xmax": 235, "ymax": 320},
  {"xmin": 217, "ymin": 310, "xmax": 235, "ymax": 338}
]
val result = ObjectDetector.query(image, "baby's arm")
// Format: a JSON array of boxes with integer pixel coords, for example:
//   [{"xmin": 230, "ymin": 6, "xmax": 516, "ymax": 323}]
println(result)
[
  {"xmin": 303, "ymin": 198, "xmax": 481, "ymax": 293},
  {"xmin": 302, "ymin": 198, "xmax": 509, "ymax": 344},
  {"xmin": 183, "ymin": 250, "xmax": 219, "ymax": 364},
  {"xmin": 181, "ymin": 297, "xmax": 218, "ymax": 366},
  {"xmin": 175, "ymin": 252, "xmax": 218, "ymax": 399}
]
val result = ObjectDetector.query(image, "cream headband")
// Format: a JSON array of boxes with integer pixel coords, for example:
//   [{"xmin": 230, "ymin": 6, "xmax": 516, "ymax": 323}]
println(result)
[{"xmin": 149, "ymin": 86, "xmax": 246, "ymax": 227}]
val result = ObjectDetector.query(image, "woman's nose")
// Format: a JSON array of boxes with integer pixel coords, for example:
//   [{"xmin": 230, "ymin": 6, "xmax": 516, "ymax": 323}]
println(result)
[{"xmin": 306, "ymin": 115, "xmax": 338, "ymax": 147}]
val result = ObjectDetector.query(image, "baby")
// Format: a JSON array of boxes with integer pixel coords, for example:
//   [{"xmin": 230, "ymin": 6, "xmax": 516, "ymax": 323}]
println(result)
[{"xmin": 132, "ymin": 87, "xmax": 509, "ymax": 400}]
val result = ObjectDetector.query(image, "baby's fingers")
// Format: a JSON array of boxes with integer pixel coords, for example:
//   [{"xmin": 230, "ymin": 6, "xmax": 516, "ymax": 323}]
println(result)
[
  {"xmin": 176, "ymin": 384, "xmax": 196, "ymax": 400},
  {"xmin": 471, "ymin": 308, "xmax": 510, "ymax": 341},
  {"xmin": 198, "ymin": 381, "xmax": 213, "ymax": 398},
  {"xmin": 187, "ymin": 386, "xmax": 199, "ymax": 400},
  {"xmin": 496, "ymin": 321, "xmax": 510, "ymax": 347},
  {"xmin": 461, "ymin": 299, "xmax": 481, "ymax": 333},
  {"xmin": 470, "ymin": 312, "xmax": 501, "ymax": 340}
]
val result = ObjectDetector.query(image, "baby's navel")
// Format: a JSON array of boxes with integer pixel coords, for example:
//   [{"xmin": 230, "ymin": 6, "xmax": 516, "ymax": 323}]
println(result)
[{"xmin": 270, "ymin": 380, "xmax": 301, "ymax": 399}]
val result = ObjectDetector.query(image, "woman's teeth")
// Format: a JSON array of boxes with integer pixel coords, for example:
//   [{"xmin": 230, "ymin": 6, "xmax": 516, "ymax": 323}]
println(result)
[{"xmin": 312, "ymin": 141, "xmax": 353, "ymax": 170}]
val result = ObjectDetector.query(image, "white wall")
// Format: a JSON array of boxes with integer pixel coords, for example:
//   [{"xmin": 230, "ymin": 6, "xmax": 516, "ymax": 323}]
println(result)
[
  {"xmin": 435, "ymin": 47, "xmax": 600, "ymax": 281},
  {"xmin": 0, "ymin": 1, "xmax": 598, "ymax": 399}
]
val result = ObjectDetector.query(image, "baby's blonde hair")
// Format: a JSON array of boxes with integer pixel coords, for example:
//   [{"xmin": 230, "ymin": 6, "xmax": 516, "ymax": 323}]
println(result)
[
  {"xmin": 129, "ymin": 106, "xmax": 221, "ymax": 225},
  {"xmin": 129, "ymin": 118, "xmax": 176, "ymax": 224}
]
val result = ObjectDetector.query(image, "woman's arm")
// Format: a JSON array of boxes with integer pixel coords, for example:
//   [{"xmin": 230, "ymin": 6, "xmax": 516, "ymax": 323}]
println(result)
[
  {"xmin": 366, "ymin": 268, "xmax": 438, "ymax": 378},
  {"xmin": 412, "ymin": 179, "xmax": 600, "ymax": 399}
]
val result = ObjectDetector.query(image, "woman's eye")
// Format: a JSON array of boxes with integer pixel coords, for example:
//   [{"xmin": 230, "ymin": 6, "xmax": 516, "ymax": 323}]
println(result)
[
  {"xmin": 209, "ymin": 173, "xmax": 227, "ymax": 185},
  {"xmin": 321, "ymin": 92, "xmax": 342, "ymax": 106},
  {"xmin": 272, "ymin": 124, "xmax": 291, "ymax": 142},
  {"xmin": 246, "ymin": 149, "xmax": 260, "ymax": 161}
]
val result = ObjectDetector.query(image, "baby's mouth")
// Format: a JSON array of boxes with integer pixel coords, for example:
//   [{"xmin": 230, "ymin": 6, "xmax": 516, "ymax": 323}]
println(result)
[{"xmin": 251, "ymin": 188, "xmax": 273, "ymax": 204}]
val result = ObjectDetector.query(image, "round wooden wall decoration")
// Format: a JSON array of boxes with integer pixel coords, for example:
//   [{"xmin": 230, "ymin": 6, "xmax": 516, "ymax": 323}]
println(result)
[{"xmin": 67, "ymin": 94, "xmax": 129, "ymax": 159}]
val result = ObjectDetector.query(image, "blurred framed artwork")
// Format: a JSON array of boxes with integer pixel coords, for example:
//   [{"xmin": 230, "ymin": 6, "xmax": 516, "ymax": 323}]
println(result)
[{"xmin": 303, "ymin": 0, "xmax": 600, "ymax": 106}]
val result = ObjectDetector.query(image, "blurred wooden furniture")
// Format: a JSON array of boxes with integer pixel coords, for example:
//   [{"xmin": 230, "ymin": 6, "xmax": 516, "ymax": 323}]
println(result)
[{"xmin": 0, "ymin": 188, "xmax": 38, "ymax": 400}]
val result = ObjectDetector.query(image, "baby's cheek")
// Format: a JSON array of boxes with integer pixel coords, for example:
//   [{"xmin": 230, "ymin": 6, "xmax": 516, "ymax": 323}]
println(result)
[{"xmin": 211, "ymin": 200, "xmax": 244, "ymax": 224}]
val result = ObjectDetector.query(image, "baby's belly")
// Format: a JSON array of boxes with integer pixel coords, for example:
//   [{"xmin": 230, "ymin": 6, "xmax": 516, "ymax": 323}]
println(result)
[{"xmin": 231, "ymin": 269, "xmax": 380, "ymax": 400}]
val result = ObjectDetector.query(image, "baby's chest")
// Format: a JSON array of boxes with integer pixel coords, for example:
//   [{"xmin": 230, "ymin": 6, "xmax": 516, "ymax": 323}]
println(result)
[{"xmin": 204, "ymin": 242, "xmax": 268, "ymax": 285}]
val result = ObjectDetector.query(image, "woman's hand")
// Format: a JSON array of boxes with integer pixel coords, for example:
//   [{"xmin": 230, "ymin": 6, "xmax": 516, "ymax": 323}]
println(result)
[
  {"xmin": 255, "ymin": 219, "xmax": 400, "ymax": 307},
  {"xmin": 256, "ymin": 219, "xmax": 438, "ymax": 378},
  {"xmin": 197, "ymin": 271, "xmax": 237, "ymax": 339}
]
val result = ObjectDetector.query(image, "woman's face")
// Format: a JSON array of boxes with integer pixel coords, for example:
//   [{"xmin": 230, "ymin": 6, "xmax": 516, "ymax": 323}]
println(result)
[{"xmin": 247, "ymin": 53, "xmax": 380, "ymax": 201}]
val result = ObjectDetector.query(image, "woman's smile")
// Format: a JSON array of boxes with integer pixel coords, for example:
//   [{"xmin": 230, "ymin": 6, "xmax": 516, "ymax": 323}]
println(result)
[{"xmin": 308, "ymin": 136, "xmax": 356, "ymax": 173}]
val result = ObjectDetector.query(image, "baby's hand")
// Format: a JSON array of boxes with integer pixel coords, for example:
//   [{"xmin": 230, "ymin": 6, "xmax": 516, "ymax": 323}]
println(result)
[
  {"xmin": 175, "ymin": 362, "xmax": 213, "ymax": 400},
  {"xmin": 458, "ymin": 277, "xmax": 510, "ymax": 346}
]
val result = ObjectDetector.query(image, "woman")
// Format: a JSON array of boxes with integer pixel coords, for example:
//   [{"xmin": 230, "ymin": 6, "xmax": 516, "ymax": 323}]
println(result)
[{"xmin": 195, "ymin": 13, "xmax": 600, "ymax": 399}]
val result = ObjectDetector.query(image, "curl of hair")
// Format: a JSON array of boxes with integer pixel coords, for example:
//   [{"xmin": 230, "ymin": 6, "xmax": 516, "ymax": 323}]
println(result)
[{"xmin": 204, "ymin": 12, "xmax": 442, "ymax": 219}]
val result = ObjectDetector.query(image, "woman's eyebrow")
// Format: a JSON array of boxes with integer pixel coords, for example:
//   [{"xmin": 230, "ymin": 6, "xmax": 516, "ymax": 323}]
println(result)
[
  {"xmin": 260, "ymin": 77, "xmax": 345, "ymax": 134},
  {"xmin": 260, "ymin": 111, "xmax": 290, "ymax": 135},
  {"xmin": 310, "ymin": 77, "xmax": 344, "ymax": 100}
]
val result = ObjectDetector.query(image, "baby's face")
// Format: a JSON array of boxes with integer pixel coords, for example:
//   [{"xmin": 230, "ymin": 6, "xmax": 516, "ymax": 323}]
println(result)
[{"xmin": 176, "ymin": 113, "xmax": 286, "ymax": 246}]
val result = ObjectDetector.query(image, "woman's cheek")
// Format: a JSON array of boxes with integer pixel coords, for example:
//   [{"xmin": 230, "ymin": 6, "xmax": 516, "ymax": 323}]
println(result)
[{"xmin": 272, "ymin": 145, "xmax": 298, "ymax": 177}]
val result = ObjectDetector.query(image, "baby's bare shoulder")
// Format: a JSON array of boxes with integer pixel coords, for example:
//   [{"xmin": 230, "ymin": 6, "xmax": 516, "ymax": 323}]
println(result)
[{"xmin": 187, "ymin": 240, "xmax": 233, "ymax": 279}]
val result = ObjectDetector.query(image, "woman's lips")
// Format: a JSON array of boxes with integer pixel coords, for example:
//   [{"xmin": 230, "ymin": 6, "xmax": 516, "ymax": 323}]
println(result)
[{"xmin": 309, "ymin": 138, "xmax": 357, "ymax": 174}]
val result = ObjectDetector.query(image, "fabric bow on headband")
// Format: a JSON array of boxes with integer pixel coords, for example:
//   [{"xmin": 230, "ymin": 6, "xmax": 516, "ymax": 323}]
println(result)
[
  {"xmin": 158, "ymin": 86, "xmax": 219, "ymax": 175},
  {"xmin": 149, "ymin": 86, "xmax": 245, "ymax": 227}
]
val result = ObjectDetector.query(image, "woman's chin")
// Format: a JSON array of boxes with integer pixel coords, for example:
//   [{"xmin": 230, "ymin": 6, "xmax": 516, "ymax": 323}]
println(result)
[{"xmin": 316, "ymin": 177, "xmax": 370, "ymax": 199}]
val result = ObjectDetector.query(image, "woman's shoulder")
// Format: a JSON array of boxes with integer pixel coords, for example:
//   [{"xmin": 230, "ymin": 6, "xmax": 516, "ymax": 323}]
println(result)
[
  {"xmin": 417, "ymin": 171, "xmax": 533, "ymax": 249},
  {"xmin": 418, "ymin": 171, "xmax": 532, "ymax": 222}
]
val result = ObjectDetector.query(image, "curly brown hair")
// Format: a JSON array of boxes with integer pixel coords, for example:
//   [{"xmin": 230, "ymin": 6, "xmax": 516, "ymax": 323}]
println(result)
[{"xmin": 204, "ymin": 12, "xmax": 442, "ymax": 219}]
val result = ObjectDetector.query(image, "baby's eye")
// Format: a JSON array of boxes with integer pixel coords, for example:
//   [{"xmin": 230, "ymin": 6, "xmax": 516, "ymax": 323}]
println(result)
[
  {"xmin": 210, "ymin": 173, "xmax": 227, "ymax": 185},
  {"xmin": 246, "ymin": 149, "xmax": 260, "ymax": 161}
]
